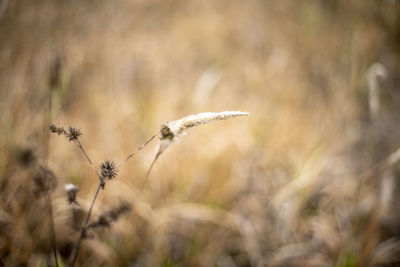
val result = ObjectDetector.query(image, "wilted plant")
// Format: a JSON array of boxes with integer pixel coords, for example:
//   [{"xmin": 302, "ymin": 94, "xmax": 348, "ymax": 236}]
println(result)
[
  {"xmin": 50, "ymin": 110, "xmax": 249, "ymax": 266},
  {"xmin": 50, "ymin": 125, "xmax": 120, "ymax": 266}
]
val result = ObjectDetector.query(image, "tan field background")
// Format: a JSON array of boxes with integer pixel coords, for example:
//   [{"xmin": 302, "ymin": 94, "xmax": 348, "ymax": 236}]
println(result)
[{"xmin": 1, "ymin": 0, "xmax": 400, "ymax": 266}]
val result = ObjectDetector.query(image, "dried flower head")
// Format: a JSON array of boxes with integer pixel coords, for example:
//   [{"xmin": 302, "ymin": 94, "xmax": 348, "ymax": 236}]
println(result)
[
  {"xmin": 66, "ymin": 127, "xmax": 82, "ymax": 141},
  {"xmin": 65, "ymin": 183, "xmax": 79, "ymax": 204},
  {"xmin": 49, "ymin": 124, "xmax": 67, "ymax": 135},
  {"xmin": 32, "ymin": 165, "xmax": 57, "ymax": 198},
  {"xmin": 100, "ymin": 161, "xmax": 118, "ymax": 180},
  {"xmin": 148, "ymin": 111, "xmax": 249, "ymax": 175}
]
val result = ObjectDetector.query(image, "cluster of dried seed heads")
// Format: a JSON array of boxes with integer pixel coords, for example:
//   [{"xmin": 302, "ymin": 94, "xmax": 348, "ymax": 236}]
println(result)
[
  {"xmin": 49, "ymin": 124, "xmax": 82, "ymax": 141},
  {"xmin": 49, "ymin": 111, "xmax": 248, "ymax": 266},
  {"xmin": 49, "ymin": 124, "xmax": 67, "ymax": 135}
]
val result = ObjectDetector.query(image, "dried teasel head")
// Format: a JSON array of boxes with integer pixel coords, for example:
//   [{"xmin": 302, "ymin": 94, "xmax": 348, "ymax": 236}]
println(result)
[
  {"xmin": 65, "ymin": 183, "xmax": 79, "ymax": 204},
  {"xmin": 32, "ymin": 165, "xmax": 57, "ymax": 198},
  {"xmin": 100, "ymin": 161, "xmax": 118, "ymax": 180}
]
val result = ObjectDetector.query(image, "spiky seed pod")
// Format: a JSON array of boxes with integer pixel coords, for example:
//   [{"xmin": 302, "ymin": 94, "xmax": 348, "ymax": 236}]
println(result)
[
  {"xmin": 65, "ymin": 183, "xmax": 79, "ymax": 204},
  {"xmin": 66, "ymin": 127, "xmax": 82, "ymax": 141},
  {"xmin": 32, "ymin": 165, "xmax": 57, "ymax": 198},
  {"xmin": 100, "ymin": 161, "xmax": 118, "ymax": 180}
]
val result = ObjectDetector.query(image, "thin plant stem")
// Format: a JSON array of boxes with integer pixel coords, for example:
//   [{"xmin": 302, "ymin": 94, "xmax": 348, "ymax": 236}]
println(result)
[
  {"xmin": 47, "ymin": 194, "xmax": 59, "ymax": 267},
  {"xmin": 69, "ymin": 182, "xmax": 102, "ymax": 267},
  {"xmin": 119, "ymin": 130, "xmax": 160, "ymax": 168},
  {"xmin": 118, "ymin": 131, "xmax": 160, "ymax": 192},
  {"xmin": 139, "ymin": 150, "xmax": 161, "ymax": 192},
  {"xmin": 68, "ymin": 138, "xmax": 105, "ymax": 266},
  {"xmin": 75, "ymin": 139, "xmax": 103, "ymax": 181},
  {"xmin": 67, "ymin": 131, "xmax": 159, "ymax": 265},
  {"xmin": 44, "ymin": 81, "xmax": 58, "ymax": 266}
]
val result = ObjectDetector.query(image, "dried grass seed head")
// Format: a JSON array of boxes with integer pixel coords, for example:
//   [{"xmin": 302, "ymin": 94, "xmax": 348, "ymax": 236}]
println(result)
[
  {"xmin": 100, "ymin": 160, "xmax": 118, "ymax": 180},
  {"xmin": 154, "ymin": 111, "xmax": 249, "ymax": 160},
  {"xmin": 161, "ymin": 111, "xmax": 249, "ymax": 141}
]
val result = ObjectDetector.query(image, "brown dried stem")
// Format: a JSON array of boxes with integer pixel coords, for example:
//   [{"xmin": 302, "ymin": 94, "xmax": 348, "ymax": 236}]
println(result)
[
  {"xmin": 119, "ymin": 130, "xmax": 160, "ymax": 167},
  {"xmin": 68, "ymin": 137, "xmax": 105, "ymax": 266},
  {"xmin": 68, "ymin": 182, "xmax": 102, "ymax": 267},
  {"xmin": 75, "ymin": 139, "xmax": 103, "ymax": 182},
  {"xmin": 47, "ymin": 193, "xmax": 59, "ymax": 267}
]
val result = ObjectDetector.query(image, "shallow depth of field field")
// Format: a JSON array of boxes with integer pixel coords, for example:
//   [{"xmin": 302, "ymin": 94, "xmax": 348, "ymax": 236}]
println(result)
[{"xmin": 1, "ymin": 1, "xmax": 400, "ymax": 266}]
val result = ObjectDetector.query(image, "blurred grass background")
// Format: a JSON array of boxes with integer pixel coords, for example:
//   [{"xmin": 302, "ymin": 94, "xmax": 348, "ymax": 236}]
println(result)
[{"xmin": 1, "ymin": 0, "xmax": 400, "ymax": 266}]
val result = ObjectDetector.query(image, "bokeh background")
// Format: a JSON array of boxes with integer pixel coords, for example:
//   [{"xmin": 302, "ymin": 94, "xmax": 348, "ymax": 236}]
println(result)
[{"xmin": 1, "ymin": 0, "xmax": 400, "ymax": 266}]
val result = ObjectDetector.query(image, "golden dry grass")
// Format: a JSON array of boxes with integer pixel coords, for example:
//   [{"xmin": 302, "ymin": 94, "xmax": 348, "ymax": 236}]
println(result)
[{"xmin": 1, "ymin": 0, "xmax": 400, "ymax": 266}]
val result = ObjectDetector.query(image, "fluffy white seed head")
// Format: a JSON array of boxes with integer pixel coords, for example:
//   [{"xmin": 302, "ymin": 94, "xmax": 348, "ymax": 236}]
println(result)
[
  {"xmin": 163, "ymin": 111, "xmax": 249, "ymax": 141},
  {"xmin": 65, "ymin": 183, "xmax": 79, "ymax": 204},
  {"xmin": 149, "ymin": 111, "xmax": 249, "ymax": 172},
  {"xmin": 65, "ymin": 183, "xmax": 79, "ymax": 192}
]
